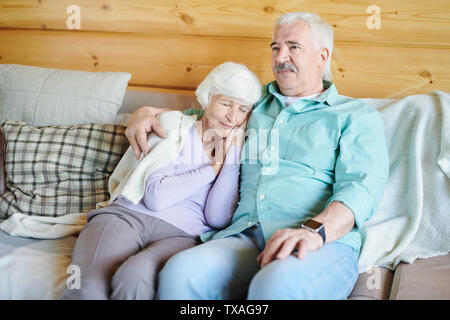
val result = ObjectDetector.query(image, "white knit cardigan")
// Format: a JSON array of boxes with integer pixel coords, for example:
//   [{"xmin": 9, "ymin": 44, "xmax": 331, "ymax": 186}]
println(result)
[{"xmin": 97, "ymin": 110, "xmax": 197, "ymax": 208}]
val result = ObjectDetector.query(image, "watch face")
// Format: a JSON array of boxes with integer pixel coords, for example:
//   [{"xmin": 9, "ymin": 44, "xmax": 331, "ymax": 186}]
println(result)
[{"xmin": 304, "ymin": 219, "xmax": 322, "ymax": 230}]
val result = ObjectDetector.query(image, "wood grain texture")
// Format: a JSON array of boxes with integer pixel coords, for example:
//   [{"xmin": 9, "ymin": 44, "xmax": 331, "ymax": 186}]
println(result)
[
  {"xmin": 1, "ymin": 29, "xmax": 448, "ymax": 98},
  {"xmin": 0, "ymin": 0, "xmax": 449, "ymax": 98},
  {"xmin": 331, "ymin": 43, "xmax": 450, "ymax": 98},
  {"xmin": 0, "ymin": 29, "xmax": 272, "ymax": 90},
  {"xmin": 0, "ymin": 0, "xmax": 449, "ymax": 46}
]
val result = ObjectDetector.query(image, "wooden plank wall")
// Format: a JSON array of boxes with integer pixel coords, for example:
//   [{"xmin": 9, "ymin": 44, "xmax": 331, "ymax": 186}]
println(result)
[{"xmin": 0, "ymin": 0, "xmax": 449, "ymax": 98}]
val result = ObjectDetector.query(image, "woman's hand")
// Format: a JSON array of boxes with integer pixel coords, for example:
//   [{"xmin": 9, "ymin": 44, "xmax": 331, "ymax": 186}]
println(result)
[
  {"xmin": 210, "ymin": 118, "xmax": 248, "ymax": 176},
  {"xmin": 228, "ymin": 118, "xmax": 248, "ymax": 150},
  {"xmin": 125, "ymin": 106, "xmax": 170, "ymax": 160},
  {"xmin": 210, "ymin": 135, "xmax": 228, "ymax": 176}
]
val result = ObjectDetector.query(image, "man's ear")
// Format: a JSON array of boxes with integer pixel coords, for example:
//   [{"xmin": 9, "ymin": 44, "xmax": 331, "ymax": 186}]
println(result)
[{"xmin": 318, "ymin": 47, "xmax": 329, "ymax": 68}]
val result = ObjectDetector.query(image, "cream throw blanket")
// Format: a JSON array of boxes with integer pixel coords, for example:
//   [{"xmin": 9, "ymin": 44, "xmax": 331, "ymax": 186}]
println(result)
[
  {"xmin": 358, "ymin": 91, "xmax": 450, "ymax": 273},
  {"xmin": 0, "ymin": 213, "xmax": 87, "ymax": 239},
  {"xmin": 0, "ymin": 111, "xmax": 197, "ymax": 239},
  {"xmin": 98, "ymin": 110, "xmax": 197, "ymax": 207}
]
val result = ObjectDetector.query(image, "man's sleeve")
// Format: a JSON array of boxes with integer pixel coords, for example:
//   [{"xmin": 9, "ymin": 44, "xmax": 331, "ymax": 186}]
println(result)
[
  {"xmin": 325, "ymin": 107, "xmax": 389, "ymax": 229},
  {"xmin": 182, "ymin": 108, "xmax": 204, "ymax": 118}
]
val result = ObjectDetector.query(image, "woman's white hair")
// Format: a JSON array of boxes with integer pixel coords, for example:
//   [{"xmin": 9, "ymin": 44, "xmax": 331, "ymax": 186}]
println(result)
[
  {"xmin": 195, "ymin": 62, "xmax": 263, "ymax": 109},
  {"xmin": 275, "ymin": 12, "xmax": 334, "ymax": 81}
]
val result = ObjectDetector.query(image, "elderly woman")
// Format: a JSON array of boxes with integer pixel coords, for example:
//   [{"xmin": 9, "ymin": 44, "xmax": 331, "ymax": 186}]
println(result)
[{"xmin": 59, "ymin": 62, "xmax": 262, "ymax": 300}]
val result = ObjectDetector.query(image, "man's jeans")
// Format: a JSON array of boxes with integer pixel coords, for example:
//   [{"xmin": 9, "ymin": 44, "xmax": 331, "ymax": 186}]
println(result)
[{"xmin": 157, "ymin": 224, "xmax": 359, "ymax": 300}]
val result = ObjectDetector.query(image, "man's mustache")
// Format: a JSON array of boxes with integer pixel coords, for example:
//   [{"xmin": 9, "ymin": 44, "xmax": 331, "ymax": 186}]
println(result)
[{"xmin": 275, "ymin": 62, "xmax": 298, "ymax": 73}]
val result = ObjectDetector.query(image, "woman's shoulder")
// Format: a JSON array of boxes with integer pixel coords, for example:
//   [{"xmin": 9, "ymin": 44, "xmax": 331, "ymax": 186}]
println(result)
[{"xmin": 158, "ymin": 111, "xmax": 197, "ymax": 136}]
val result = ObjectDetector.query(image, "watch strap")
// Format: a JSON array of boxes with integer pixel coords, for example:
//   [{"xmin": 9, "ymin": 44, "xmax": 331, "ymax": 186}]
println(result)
[
  {"xmin": 301, "ymin": 220, "xmax": 326, "ymax": 244},
  {"xmin": 317, "ymin": 224, "xmax": 326, "ymax": 244}
]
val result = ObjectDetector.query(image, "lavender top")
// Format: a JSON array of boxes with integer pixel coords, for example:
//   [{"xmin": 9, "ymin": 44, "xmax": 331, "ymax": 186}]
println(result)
[{"xmin": 113, "ymin": 125, "xmax": 240, "ymax": 236}]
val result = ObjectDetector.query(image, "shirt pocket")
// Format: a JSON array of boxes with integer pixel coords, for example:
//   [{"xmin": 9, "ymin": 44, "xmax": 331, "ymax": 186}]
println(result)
[{"xmin": 282, "ymin": 119, "xmax": 339, "ymax": 170}]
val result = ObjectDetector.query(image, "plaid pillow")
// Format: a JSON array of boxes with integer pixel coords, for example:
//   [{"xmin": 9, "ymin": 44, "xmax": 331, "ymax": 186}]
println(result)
[{"xmin": 0, "ymin": 120, "xmax": 129, "ymax": 218}]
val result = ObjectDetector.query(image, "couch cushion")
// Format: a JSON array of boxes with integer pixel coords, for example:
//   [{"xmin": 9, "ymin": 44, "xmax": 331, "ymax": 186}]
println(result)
[
  {"xmin": 348, "ymin": 266, "xmax": 394, "ymax": 300},
  {"xmin": 0, "ymin": 227, "xmax": 77, "ymax": 299},
  {"xmin": 389, "ymin": 254, "xmax": 450, "ymax": 300},
  {"xmin": 0, "ymin": 64, "xmax": 131, "ymax": 126},
  {"xmin": 0, "ymin": 120, "xmax": 129, "ymax": 218}
]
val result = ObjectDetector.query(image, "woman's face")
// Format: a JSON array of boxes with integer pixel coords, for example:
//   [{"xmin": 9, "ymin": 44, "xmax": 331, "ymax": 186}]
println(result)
[{"xmin": 203, "ymin": 94, "xmax": 252, "ymax": 137}]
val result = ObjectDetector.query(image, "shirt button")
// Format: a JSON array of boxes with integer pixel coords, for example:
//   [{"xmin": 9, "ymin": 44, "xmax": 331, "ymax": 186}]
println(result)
[
  {"xmin": 279, "ymin": 119, "xmax": 284, "ymax": 124},
  {"xmin": 270, "ymin": 146, "xmax": 275, "ymax": 151},
  {"xmin": 260, "ymin": 194, "xmax": 265, "ymax": 200},
  {"xmin": 247, "ymin": 221, "xmax": 253, "ymax": 226}
]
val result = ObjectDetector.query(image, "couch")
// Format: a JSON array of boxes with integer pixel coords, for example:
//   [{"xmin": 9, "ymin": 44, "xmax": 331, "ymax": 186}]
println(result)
[{"xmin": 0, "ymin": 64, "xmax": 448, "ymax": 300}]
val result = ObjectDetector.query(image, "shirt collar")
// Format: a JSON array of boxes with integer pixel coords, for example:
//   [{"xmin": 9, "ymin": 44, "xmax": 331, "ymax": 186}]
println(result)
[{"xmin": 265, "ymin": 80, "xmax": 339, "ymax": 107}]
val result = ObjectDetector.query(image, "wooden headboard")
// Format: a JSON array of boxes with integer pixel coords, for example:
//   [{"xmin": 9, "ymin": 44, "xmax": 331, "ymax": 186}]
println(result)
[{"xmin": 0, "ymin": 0, "xmax": 449, "ymax": 98}]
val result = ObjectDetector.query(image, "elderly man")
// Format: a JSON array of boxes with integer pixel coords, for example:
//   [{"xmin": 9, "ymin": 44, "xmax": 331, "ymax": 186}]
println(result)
[{"xmin": 125, "ymin": 12, "xmax": 389, "ymax": 299}]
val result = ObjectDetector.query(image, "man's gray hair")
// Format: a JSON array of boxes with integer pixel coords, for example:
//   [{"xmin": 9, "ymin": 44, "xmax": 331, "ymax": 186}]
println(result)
[
  {"xmin": 195, "ymin": 62, "xmax": 263, "ymax": 109},
  {"xmin": 275, "ymin": 12, "xmax": 334, "ymax": 81}
]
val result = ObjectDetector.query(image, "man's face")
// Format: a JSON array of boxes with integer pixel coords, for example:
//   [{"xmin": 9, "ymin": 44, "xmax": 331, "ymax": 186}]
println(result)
[{"xmin": 271, "ymin": 20, "xmax": 327, "ymax": 97}]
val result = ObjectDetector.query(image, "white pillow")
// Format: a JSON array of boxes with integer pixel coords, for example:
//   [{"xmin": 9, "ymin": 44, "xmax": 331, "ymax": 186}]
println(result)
[{"xmin": 0, "ymin": 64, "xmax": 131, "ymax": 126}]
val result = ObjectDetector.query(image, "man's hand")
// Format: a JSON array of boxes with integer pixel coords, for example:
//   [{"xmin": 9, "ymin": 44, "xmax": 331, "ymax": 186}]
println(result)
[
  {"xmin": 256, "ymin": 202, "xmax": 355, "ymax": 268},
  {"xmin": 257, "ymin": 228, "xmax": 324, "ymax": 268},
  {"xmin": 125, "ymin": 106, "xmax": 170, "ymax": 160}
]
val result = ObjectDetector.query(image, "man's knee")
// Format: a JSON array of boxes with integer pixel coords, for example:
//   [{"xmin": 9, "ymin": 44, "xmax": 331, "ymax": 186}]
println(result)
[
  {"xmin": 247, "ymin": 257, "xmax": 315, "ymax": 300},
  {"xmin": 158, "ymin": 249, "xmax": 197, "ymax": 284},
  {"xmin": 157, "ymin": 248, "xmax": 209, "ymax": 299},
  {"xmin": 247, "ymin": 248, "xmax": 359, "ymax": 300}
]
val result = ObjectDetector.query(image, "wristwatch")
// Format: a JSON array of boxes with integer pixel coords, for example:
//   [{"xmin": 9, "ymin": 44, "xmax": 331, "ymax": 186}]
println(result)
[{"xmin": 301, "ymin": 219, "xmax": 326, "ymax": 244}]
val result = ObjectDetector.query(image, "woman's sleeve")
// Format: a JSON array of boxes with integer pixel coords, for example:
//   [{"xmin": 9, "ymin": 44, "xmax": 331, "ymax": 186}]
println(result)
[
  {"xmin": 204, "ymin": 146, "xmax": 241, "ymax": 229},
  {"xmin": 143, "ymin": 162, "xmax": 216, "ymax": 212}
]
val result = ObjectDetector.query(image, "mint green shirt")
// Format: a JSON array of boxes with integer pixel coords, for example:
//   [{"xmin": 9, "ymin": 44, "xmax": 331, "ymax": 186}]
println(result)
[{"xmin": 189, "ymin": 80, "xmax": 389, "ymax": 253}]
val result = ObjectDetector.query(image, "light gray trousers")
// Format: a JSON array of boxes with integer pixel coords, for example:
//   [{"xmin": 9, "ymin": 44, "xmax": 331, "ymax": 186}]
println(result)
[{"xmin": 59, "ymin": 203, "xmax": 199, "ymax": 300}]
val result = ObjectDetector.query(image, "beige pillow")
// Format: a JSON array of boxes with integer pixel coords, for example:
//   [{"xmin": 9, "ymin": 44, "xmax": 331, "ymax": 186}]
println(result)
[{"xmin": 0, "ymin": 64, "xmax": 131, "ymax": 126}]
